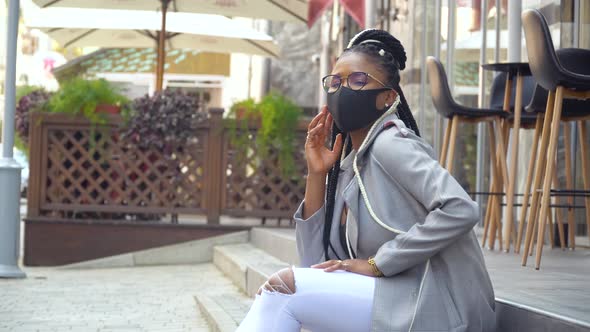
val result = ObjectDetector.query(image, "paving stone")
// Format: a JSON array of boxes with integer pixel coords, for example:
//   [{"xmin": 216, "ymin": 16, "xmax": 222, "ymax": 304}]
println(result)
[{"xmin": 0, "ymin": 263, "xmax": 239, "ymax": 332}]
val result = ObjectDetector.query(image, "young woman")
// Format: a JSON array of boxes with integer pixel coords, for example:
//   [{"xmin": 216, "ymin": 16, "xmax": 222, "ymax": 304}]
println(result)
[{"xmin": 236, "ymin": 29, "xmax": 496, "ymax": 332}]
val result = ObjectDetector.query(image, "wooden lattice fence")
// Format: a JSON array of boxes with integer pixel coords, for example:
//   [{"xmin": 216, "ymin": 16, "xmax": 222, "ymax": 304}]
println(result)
[{"xmin": 27, "ymin": 109, "xmax": 308, "ymax": 224}]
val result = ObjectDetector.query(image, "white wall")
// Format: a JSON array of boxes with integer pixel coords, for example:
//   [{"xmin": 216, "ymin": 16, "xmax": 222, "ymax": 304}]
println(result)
[
  {"xmin": 223, "ymin": 52, "xmax": 265, "ymax": 111},
  {"xmin": 221, "ymin": 17, "xmax": 266, "ymax": 112}
]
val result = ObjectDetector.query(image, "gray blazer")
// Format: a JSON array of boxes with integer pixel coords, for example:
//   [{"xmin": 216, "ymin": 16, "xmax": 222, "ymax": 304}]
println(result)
[{"xmin": 294, "ymin": 112, "xmax": 496, "ymax": 332}]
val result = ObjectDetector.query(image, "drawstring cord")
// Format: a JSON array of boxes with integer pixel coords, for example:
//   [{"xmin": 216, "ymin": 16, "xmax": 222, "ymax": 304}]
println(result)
[{"xmin": 346, "ymin": 96, "xmax": 429, "ymax": 332}]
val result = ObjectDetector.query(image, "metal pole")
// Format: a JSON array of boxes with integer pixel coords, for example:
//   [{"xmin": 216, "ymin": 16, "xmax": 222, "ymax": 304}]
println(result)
[
  {"xmin": 504, "ymin": 0, "xmax": 521, "ymax": 239},
  {"xmin": 419, "ymin": 0, "xmax": 427, "ymax": 133},
  {"xmin": 0, "ymin": 0, "xmax": 26, "ymax": 279},
  {"xmin": 494, "ymin": 0, "xmax": 501, "ymax": 62},
  {"xmin": 433, "ymin": 0, "xmax": 443, "ymax": 158},
  {"xmin": 573, "ymin": 0, "xmax": 580, "ymax": 48},
  {"xmin": 507, "ymin": 0, "xmax": 521, "ymax": 62},
  {"xmin": 446, "ymin": 0, "xmax": 456, "ymax": 93},
  {"xmin": 571, "ymin": 0, "xmax": 580, "ymax": 224},
  {"xmin": 318, "ymin": 11, "xmax": 330, "ymax": 113},
  {"xmin": 476, "ymin": 0, "xmax": 489, "ymax": 218},
  {"xmin": 365, "ymin": 0, "xmax": 376, "ymax": 28}
]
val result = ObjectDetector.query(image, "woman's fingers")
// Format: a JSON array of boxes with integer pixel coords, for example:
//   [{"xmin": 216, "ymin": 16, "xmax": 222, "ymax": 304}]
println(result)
[
  {"xmin": 308, "ymin": 107, "xmax": 327, "ymax": 131},
  {"xmin": 311, "ymin": 259, "xmax": 348, "ymax": 272},
  {"xmin": 323, "ymin": 261, "xmax": 346, "ymax": 272},
  {"xmin": 320, "ymin": 105, "xmax": 333, "ymax": 140},
  {"xmin": 306, "ymin": 123, "xmax": 324, "ymax": 144},
  {"xmin": 311, "ymin": 259, "xmax": 353, "ymax": 272},
  {"xmin": 324, "ymin": 112, "xmax": 333, "ymax": 138},
  {"xmin": 310, "ymin": 259, "xmax": 339, "ymax": 269}
]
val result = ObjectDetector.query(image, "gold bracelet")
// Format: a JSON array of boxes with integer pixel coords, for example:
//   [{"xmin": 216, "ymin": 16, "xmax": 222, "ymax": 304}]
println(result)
[{"xmin": 368, "ymin": 256, "xmax": 384, "ymax": 277}]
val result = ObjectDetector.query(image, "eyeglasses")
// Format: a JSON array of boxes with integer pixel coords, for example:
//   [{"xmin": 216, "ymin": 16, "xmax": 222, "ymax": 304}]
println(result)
[{"xmin": 322, "ymin": 72, "xmax": 391, "ymax": 93}]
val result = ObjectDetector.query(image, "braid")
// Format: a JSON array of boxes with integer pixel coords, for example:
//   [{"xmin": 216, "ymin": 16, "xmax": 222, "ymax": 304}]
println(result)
[
  {"xmin": 323, "ymin": 123, "xmax": 352, "ymax": 261},
  {"xmin": 343, "ymin": 29, "xmax": 421, "ymax": 137},
  {"xmin": 396, "ymin": 88, "xmax": 421, "ymax": 136}
]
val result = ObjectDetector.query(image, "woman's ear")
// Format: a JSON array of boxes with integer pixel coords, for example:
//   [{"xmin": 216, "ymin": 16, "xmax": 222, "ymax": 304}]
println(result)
[{"xmin": 386, "ymin": 90, "xmax": 398, "ymax": 106}]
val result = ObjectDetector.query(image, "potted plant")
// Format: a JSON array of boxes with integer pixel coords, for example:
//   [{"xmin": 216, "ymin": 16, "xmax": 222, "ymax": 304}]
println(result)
[
  {"xmin": 257, "ymin": 92, "xmax": 302, "ymax": 177},
  {"xmin": 14, "ymin": 86, "xmax": 52, "ymax": 155},
  {"xmin": 226, "ymin": 98, "xmax": 260, "ymax": 167},
  {"xmin": 227, "ymin": 92, "xmax": 302, "ymax": 178},
  {"xmin": 120, "ymin": 89, "xmax": 206, "ymax": 220},
  {"xmin": 122, "ymin": 89, "xmax": 206, "ymax": 158},
  {"xmin": 230, "ymin": 98, "xmax": 258, "ymax": 121},
  {"xmin": 48, "ymin": 78, "xmax": 131, "ymax": 125}
]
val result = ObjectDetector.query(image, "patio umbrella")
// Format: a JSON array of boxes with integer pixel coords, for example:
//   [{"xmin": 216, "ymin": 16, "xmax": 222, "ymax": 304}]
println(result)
[
  {"xmin": 32, "ymin": 0, "xmax": 308, "ymax": 23},
  {"xmin": 32, "ymin": 0, "xmax": 307, "ymax": 90},
  {"xmin": 25, "ymin": 7, "xmax": 279, "ymax": 90}
]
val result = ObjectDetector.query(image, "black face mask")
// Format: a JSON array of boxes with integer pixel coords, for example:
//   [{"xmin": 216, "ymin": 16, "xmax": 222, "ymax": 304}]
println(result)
[{"xmin": 327, "ymin": 86, "xmax": 391, "ymax": 132}]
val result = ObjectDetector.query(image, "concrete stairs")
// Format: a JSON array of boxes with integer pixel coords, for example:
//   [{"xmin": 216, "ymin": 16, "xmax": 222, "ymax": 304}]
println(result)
[
  {"xmin": 196, "ymin": 228, "xmax": 296, "ymax": 331},
  {"xmin": 197, "ymin": 226, "xmax": 590, "ymax": 332}
]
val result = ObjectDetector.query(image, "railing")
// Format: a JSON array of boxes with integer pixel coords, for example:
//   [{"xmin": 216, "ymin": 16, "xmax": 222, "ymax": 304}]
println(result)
[{"xmin": 27, "ymin": 109, "xmax": 308, "ymax": 224}]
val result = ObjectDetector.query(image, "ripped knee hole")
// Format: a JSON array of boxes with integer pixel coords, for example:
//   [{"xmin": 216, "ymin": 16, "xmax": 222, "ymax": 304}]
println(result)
[{"xmin": 256, "ymin": 267, "xmax": 295, "ymax": 295}]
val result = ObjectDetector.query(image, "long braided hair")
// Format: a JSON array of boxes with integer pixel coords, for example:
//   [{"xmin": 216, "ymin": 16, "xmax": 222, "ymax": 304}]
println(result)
[{"xmin": 322, "ymin": 29, "xmax": 421, "ymax": 261}]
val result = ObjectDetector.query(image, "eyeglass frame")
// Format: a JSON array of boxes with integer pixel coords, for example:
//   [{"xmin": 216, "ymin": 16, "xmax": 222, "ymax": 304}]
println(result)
[{"xmin": 321, "ymin": 71, "xmax": 393, "ymax": 93}]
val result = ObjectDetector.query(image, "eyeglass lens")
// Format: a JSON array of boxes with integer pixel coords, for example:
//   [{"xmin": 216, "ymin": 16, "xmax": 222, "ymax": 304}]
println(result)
[{"xmin": 323, "ymin": 72, "xmax": 369, "ymax": 93}]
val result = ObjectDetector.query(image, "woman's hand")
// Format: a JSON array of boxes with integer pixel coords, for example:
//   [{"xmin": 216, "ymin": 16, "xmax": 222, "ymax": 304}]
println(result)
[
  {"xmin": 311, "ymin": 259, "xmax": 375, "ymax": 277},
  {"xmin": 305, "ymin": 106, "xmax": 343, "ymax": 176}
]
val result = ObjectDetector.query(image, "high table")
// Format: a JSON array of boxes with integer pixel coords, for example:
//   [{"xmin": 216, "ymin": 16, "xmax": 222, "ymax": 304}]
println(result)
[{"xmin": 481, "ymin": 62, "xmax": 532, "ymax": 253}]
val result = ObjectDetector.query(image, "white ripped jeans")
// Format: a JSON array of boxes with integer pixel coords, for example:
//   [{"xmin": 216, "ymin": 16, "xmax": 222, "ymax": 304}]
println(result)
[{"xmin": 236, "ymin": 267, "xmax": 375, "ymax": 332}]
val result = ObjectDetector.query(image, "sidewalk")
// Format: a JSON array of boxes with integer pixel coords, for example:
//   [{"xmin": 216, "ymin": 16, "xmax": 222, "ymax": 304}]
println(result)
[{"xmin": 0, "ymin": 263, "xmax": 240, "ymax": 332}]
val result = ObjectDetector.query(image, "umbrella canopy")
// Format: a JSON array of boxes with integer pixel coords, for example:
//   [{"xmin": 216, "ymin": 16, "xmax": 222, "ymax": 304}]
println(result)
[
  {"xmin": 26, "ymin": 7, "xmax": 279, "ymax": 90},
  {"xmin": 30, "ymin": 0, "xmax": 301, "ymax": 91},
  {"xmin": 31, "ymin": 0, "xmax": 308, "ymax": 23},
  {"xmin": 25, "ymin": 8, "xmax": 279, "ymax": 57}
]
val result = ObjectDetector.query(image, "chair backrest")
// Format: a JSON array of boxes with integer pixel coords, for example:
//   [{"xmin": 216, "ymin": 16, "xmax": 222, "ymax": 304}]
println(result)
[
  {"xmin": 426, "ymin": 56, "xmax": 456, "ymax": 118},
  {"xmin": 522, "ymin": 9, "xmax": 563, "ymax": 91},
  {"xmin": 489, "ymin": 72, "xmax": 536, "ymax": 111},
  {"xmin": 525, "ymin": 83, "xmax": 549, "ymax": 113},
  {"xmin": 525, "ymin": 48, "xmax": 590, "ymax": 113}
]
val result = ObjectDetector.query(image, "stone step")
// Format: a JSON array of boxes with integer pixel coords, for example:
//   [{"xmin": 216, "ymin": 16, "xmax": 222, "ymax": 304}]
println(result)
[
  {"xmin": 195, "ymin": 290, "xmax": 253, "ymax": 332},
  {"xmin": 227, "ymin": 229, "xmax": 590, "ymax": 331},
  {"xmin": 60, "ymin": 231, "xmax": 249, "ymax": 269},
  {"xmin": 496, "ymin": 298, "xmax": 590, "ymax": 332},
  {"xmin": 250, "ymin": 227, "xmax": 298, "ymax": 265},
  {"xmin": 213, "ymin": 243, "xmax": 290, "ymax": 297}
]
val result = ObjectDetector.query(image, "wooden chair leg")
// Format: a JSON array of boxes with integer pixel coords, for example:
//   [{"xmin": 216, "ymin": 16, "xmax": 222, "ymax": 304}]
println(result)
[
  {"xmin": 535, "ymin": 86, "xmax": 565, "ymax": 270},
  {"xmin": 522, "ymin": 91, "xmax": 555, "ymax": 266},
  {"xmin": 487, "ymin": 191, "xmax": 498, "ymax": 249},
  {"xmin": 487, "ymin": 121, "xmax": 501, "ymax": 249},
  {"xmin": 529, "ymin": 213, "xmax": 538, "ymax": 257},
  {"xmin": 446, "ymin": 116, "xmax": 460, "ymax": 173},
  {"xmin": 502, "ymin": 119, "xmax": 510, "ymax": 155},
  {"xmin": 482, "ymin": 173, "xmax": 495, "ymax": 248},
  {"xmin": 516, "ymin": 115, "xmax": 543, "ymax": 254},
  {"xmin": 440, "ymin": 118, "xmax": 452, "ymax": 167},
  {"xmin": 491, "ymin": 188, "xmax": 506, "ymax": 251},
  {"xmin": 489, "ymin": 196, "xmax": 499, "ymax": 249},
  {"xmin": 495, "ymin": 117, "xmax": 509, "ymax": 251},
  {"xmin": 552, "ymin": 156, "xmax": 566, "ymax": 249},
  {"xmin": 578, "ymin": 120, "xmax": 590, "ymax": 245},
  {"xmin": 504, "ymin": 75, "xmax": 524, "ymax": 252},
  {"xmin": 563, "ymin": 122, "xmax": 576, "ymax": 249},
  {"xmin": 504, "ymin": 127, "xmax": 518, "ymax": 252},
  {"xmin": 547, "ymin": 202, "xmax": 555, "ymax": 249}
]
